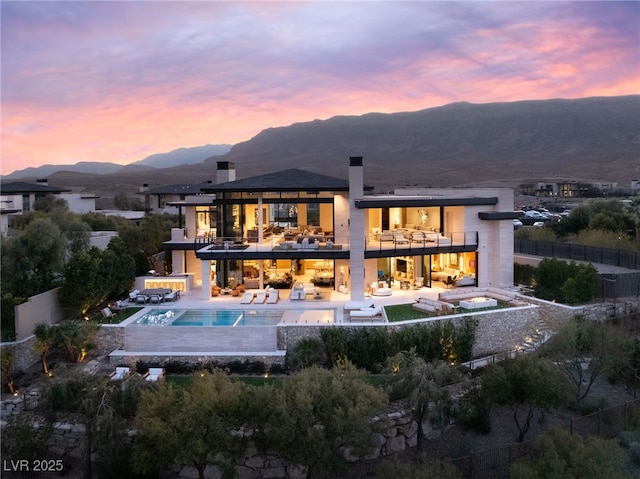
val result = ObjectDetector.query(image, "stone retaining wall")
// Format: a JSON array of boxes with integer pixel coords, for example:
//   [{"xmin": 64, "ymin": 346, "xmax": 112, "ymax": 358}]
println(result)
[{"xmin": 107, "ymin": 353, "xmax": 286, "ymax": 370}]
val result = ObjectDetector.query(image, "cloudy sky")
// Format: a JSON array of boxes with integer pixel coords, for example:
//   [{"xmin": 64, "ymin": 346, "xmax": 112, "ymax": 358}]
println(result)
[{"xmin": 2, "ymin": 1, "xmax": 638, "ymax": 175}]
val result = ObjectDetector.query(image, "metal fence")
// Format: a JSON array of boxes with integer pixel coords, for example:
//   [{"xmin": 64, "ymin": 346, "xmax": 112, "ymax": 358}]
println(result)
[
  {"xmin": 515, "ymin": 239, "xmax": 640, "ymax": 299},
  {"xmin": 448, "ymin": 398, "xmax": 640, "ymax": 479},
  {"xmin": 515, "ymin": 239, "xmax": 640, "ymax": 270}
]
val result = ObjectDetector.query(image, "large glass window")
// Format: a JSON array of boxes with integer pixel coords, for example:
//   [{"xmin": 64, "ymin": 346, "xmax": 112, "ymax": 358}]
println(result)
[{"xmin": 270, "ymin": 203, "xmax": 298, "ymax": 228}]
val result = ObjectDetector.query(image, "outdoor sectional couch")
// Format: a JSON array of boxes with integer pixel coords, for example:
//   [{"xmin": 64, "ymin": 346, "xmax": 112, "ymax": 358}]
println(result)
[
  {"xmin": 439, "ymin": 287, "xmax": 520, "ymax": 304},
  {"xmin": 412, "ymin": 297, "xmax": 457, "ymax": 314}
]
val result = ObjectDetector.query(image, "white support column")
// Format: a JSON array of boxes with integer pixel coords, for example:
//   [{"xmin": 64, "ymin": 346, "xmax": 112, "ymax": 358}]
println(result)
[
  {"xmin": 348, "ymin": 157, "xmax": 365, "ymax": 302},
  {"xmin": 258, "ymin": 193, "xmax": 264, "ymax": 243},
  {"xmin": 201, "ymin": 260, "xmax": 211, "ymax": 300}
]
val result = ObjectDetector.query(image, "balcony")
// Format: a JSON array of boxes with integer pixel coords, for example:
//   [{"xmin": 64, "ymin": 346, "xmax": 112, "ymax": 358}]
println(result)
[
  {"xmin": 192, "ymin": 235, "xmax": 351, "ymax": 260},
  {"xmin": 364, "ymin": 231, "xmax": 478, "ymax": 257}
]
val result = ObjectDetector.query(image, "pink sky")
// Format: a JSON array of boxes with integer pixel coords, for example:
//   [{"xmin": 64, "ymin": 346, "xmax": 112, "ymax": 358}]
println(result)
[{"xmin": 2, "ymin": 1, "xmax": 639, "ymax": 176}]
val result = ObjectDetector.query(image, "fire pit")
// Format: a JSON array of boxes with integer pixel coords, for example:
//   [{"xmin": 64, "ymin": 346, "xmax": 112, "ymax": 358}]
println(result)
[{"xmin": 459, "ymin": 297, "xmax": 498, "ymax": 310}]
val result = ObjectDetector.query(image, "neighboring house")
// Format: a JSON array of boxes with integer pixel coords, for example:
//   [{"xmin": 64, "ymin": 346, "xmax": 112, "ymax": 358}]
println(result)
[
  {"xmin": 519, "ymin": 179, "xmax": 619, "ymax": 198},
  {"xmin": 0, "ymin": 180, "xmax": 73, "ymax": 235},
  {"xmin": 137, "ymin": 181, "xmax": 217, "ymax": 214},
  {"xmin": 164, "ymin": 158, "xmax": 518, "ymax": 302}
]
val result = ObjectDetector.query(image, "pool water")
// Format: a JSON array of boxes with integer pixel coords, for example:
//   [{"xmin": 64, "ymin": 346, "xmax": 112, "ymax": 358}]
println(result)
[
  {"xmin": 133, "ymin": 308, "xmax": 335, "ymax": 326},
  {"xmin": 135, "ymin": 309, "xmax": 283, "ymax": 326}
]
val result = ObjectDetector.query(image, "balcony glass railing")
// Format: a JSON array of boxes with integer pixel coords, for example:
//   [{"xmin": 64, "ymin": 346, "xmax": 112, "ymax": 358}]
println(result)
[
  {"xmin": 193, "ymin": 235, "xmax": 350, "ymax": 254},
  {"xmin": 364, "ymin": 231, "xmax": 478, "ymax": 253}
]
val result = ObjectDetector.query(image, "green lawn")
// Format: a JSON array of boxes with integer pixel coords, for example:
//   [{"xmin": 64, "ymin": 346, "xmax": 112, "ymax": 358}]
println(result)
[
  {"xmin": 384, "ymin": 303, "xmax": 435, "ymax": 322},
  {"xmin": 385, "ymin": 300, "xmax": 511, "ymax": 322}
]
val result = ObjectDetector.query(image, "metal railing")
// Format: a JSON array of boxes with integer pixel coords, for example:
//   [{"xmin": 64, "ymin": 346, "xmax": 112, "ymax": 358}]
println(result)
[
  {"xmin": 448, "ymin": 398, "xmax": 640, "ymax": 479},
  {"xmin": 515, "ymin": 239, "xmax": 640, "ymax": 270},
  {"xmin": 365, "ymin": 231, "xmax": 478, "ymax": 253},
  {"xmin": 193, "ymin": 235, "xmax": 349, "ymax": 253}
]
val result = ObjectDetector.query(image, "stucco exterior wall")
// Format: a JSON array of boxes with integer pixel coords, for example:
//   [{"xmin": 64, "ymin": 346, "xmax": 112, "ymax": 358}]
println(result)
[{"xmin": 15, "ymin": 288, "xmax": 65, "ymax": 341}]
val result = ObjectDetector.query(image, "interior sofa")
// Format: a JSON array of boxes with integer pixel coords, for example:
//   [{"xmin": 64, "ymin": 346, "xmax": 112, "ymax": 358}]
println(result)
[{"xmin": 371, "ymin": 281, "xmax": 393, "ymax": 296}]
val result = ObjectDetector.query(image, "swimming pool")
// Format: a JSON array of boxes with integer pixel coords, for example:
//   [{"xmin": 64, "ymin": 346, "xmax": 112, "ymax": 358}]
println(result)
[
  {"xmin": 134, "ymin": 309, "xmax": 283, "ymax": 326},
  {"xmin": 133, "ymin": 308, "xmax": 335, "ymax": 326}
]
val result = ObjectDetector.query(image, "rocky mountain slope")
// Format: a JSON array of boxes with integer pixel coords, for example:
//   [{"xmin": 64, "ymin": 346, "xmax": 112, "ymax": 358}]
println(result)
[{"xmin": 11, "ymin": 96, "xmax": 639, "ymax": 195}]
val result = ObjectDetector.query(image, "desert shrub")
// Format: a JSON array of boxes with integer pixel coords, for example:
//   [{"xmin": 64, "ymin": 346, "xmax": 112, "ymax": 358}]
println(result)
[
  {"xmin": 454, "ymin": 382, "xmax": 491, "ymax": 434},
  {"xmin": 572, "ymin": 229, "xmax": 637, "ymax": 250}
]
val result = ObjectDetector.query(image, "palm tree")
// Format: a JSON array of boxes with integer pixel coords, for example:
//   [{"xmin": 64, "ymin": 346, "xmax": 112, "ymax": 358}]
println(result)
[{"xmin": 33, "ymin": 323, "xmax": 54, "ymax": 374}]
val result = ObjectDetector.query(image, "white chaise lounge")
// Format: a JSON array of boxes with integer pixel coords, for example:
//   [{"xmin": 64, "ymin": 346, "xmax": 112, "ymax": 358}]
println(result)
[
  {"xmin": 350, "ymin": 306, "xmax": 384, "ymax": 320},
  {"xmin": 110, "ymin": 367, "xmax": 130, "ymax": 380},
  {"xmin": 145, "ymin": 368, "xmax": 165, "ymax": 382}
]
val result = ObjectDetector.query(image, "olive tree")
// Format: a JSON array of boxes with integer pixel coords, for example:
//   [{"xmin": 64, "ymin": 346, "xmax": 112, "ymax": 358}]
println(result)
[
  {"xmin": 133, "ymin": 371, "xmax": 247, "ymax": 479},
  {"xmin": 249, "ymin": 360, "xmax": 388, "ymax": 478},
  {"xmin": 386, "ymin": 350, "xmax": 461, "ymax": 454},
  {"xmin": 540, "ymin": 315, "xmax": 630, "ymax": 406},
  {"xmin": 482, "ymin": 355, "xmax": 567, "ymax": 442},
  {"xmin": 510, "ymin": 426, "xmax": 629, "ymax": 479}
]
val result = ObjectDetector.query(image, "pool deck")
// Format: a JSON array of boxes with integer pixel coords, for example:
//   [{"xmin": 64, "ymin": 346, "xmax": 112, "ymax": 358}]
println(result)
[
  {"xmin": 123, "ymin": 283, "xmax": 451, "ymax": 325},
  {"xmin": 110, "ymin": 282, "xmax": 517, "ymax": 361}
]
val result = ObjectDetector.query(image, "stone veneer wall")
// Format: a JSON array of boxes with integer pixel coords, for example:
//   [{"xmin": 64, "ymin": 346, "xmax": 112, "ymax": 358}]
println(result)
[
  {"xmin": 0, "ymin": 335, "xmax": 39, "ymax": 373},
  {"xmin": 0, "ymin": 405, "xmax": 432, "ymax": 479},
  {"xmin": 277, "ymin": 298, "xmax": 577, "ymax": 359},
  {"xmin": 107, "ymin": 353, "xmax": 286, "ymax": 370},
  {"xmin": 94, "ymin": 325, "xmax": 125, "ymax": 356}
]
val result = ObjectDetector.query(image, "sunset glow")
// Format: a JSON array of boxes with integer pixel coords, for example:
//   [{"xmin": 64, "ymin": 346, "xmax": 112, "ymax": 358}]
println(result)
[{"xmin": 2, "ymin": 1, "xmax": 638, "ymax": 175}]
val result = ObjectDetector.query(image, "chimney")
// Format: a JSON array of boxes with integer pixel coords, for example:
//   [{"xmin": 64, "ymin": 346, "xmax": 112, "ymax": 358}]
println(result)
[
  {"xmin": 217, "ymin": 161, "xmax": 236, "ymax": 184},
  {"xmin": 348, "ymin": 156, "xmax": 363, "ymax": 198},
  {"xmin": 36, "ymin": 178, "xmax": 48, "ymax": 186},
  {"xmin": 348, "ymin": 156, "xmax": 365, "ymax": 301},
  {"xmin": 139, "ymin": 183, "xmax": 149, "ymax": 193}
]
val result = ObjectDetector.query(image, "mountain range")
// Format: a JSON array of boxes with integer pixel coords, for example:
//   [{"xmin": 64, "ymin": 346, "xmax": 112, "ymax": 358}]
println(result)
[{"xmin": 4, "ymin": 95, "xmax": 639, "ymax": 195}]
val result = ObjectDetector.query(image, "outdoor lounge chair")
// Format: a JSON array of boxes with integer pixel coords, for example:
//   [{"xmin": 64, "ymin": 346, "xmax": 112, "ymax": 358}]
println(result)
[
  {"xmin": 144, "ymin": 367, "xmax": 165, "ymax": 382},
  {"xmin": 240, "ymin": 291, "xmax": 255, "ymax": 304},
  {"xmin": 149, "ymin": 294, "xmax": 161, "ymax": 304},
  {"xmin": 349, "ymin": 306, "xmax": 383, "ymax": 319},
  {"xmin": 110, "ymin": 367, "xmax": 130, "ymax": 380},
  {"xmin": 164, "ymin": 290, "xmax": 179, "ymax": 301},
  {"xmin": 128, "ymin": 289, "xmax": 139, "ymax": 302},
  {"xmin": 101, "ymin": 307, "xmax": 116, "ymax": 319},
  {"xmin": 266, "ymin": 289, "xmax": 279, "ymax": 303},
  {"xmin": 254, "ymin": 290, "xmax": 267, "ymax": 304},
  {"xmin": 136, "ymin": 294, "xmax": 149, "ymax": 304}
]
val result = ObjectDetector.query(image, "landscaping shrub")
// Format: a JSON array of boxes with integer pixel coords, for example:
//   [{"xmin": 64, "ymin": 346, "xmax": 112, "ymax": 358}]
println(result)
[
  {"xmin": 534, "ymin": 257, "xmax": 599, "ymax": 304},
  {"xmin": 320, "ymin": 327, "xmax": 348, "ymax": 366},
  {"xmin": 514, "ymin": 263, "xmax": 536, "ymax": 286},
  {"xmin": 290, "ymin": 337, "xmax": 326, "ymax": 370},
  {"xmin": 320, "ymin": 320, "xmax": 478, "ymax": 373},
  {"xmin": 347, "ymin": 328, "xmax": 390, "ymax": 372}
]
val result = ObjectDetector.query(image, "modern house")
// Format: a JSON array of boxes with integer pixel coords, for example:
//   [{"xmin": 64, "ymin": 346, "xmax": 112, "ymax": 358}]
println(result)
[{"xmin": 162, "ymin": 158, "xmax": 517, "ymax": 302}]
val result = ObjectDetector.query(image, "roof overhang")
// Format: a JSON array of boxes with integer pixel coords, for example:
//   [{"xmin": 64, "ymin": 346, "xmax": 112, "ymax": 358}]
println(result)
[
  {"xmin": 355, "ymin": 196, "xmax": 498, "ymax": 208},
  {"xmin": 478, "ymin": 211, "xmax": 522, "ymax": 220}
]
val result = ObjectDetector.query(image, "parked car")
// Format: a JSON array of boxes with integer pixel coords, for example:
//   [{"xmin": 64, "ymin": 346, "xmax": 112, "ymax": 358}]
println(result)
[
  {"xmin": 532, "ymin": 221, "xmax": 545, "ymax": 227},
  {"xmin": 524, "ymin": 210, "xmax": 544, "ymax": 219},
  {"xmin": 513, "ymin": 219, "xmax": 523, "ymax": 229}
]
